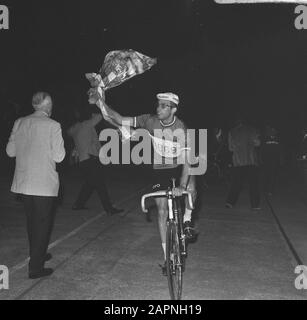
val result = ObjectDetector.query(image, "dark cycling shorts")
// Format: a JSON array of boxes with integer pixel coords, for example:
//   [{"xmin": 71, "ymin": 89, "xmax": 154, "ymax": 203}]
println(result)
[{"xmin": 152, "ymin": 166, "xmax": 183, "ymax": 191}]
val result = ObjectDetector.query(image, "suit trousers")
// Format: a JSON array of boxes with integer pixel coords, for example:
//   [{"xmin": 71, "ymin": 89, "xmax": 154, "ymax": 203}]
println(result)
[{"xmin": 22, "ymin": 195, "xmax": 55, "ymax": 274}]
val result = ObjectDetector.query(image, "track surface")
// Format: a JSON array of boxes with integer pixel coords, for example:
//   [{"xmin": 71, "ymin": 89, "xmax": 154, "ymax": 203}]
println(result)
[{"xmin": 0, "ymin": 165, "xmax": 306, "ymax": 300}]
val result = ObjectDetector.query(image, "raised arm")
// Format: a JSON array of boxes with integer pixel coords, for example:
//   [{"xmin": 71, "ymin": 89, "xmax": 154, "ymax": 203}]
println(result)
[
  {"xmin": 90, "ymin": 113, "xmax": 103, "ymax": 127},
  {"xmin": 97, "ymin": 99, "xmax": 134, "ymax": 127}
]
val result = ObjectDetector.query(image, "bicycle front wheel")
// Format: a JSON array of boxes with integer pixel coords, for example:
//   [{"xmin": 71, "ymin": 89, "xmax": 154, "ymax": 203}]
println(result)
[{"xmin": 166, "ymin": 220, "xmax": 183, "ymax": 300}]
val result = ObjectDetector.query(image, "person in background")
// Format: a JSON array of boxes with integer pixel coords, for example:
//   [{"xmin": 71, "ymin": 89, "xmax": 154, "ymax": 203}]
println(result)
[
  {"xmin": 261, "ymin": 125, "xmax": 281, "ymax": 196},
  {"xmin": 67, "ymin": 106, "xmax": 123, "ymax": 215},
  {"xmin": 225, "ymin": 115, "xmax": 261, "ymax": 210},
  {"xmin": 212, "ymin": 127, "xmax": 232, "ymax": 182},
  {"xmin": 6, "ymin": 92, "xmax": 65, "ymax": 279}
]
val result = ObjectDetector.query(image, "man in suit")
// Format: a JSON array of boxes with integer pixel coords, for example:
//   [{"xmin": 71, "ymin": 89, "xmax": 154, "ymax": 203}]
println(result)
[{"xmin": 6, "ymin": 92, "xmax": 65, "ymax": 279}]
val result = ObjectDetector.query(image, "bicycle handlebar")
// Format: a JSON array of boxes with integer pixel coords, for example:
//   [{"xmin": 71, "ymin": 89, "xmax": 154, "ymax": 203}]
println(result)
[{"xmin": 141, "ymin": 190, "xmax": 194, "ymax": 213}]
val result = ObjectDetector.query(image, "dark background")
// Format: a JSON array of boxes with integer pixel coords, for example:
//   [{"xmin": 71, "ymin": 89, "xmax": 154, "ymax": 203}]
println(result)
[{"xmin": 0, "ymin": 0, "xmax": 306, "ymax": 152}]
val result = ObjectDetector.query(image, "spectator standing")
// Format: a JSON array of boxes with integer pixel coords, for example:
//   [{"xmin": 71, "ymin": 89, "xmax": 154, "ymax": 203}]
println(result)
[
  {"xmin": 6, "ymin": 92, "xmax": 65, "ymax": 279},
  {"xmin": 67, "ymin": 106, "xmax": 123, "ymax": 215},
  {"xmin": 261, "ymin": 125, "xmax": 281, "ymax": 196},
  {"xmin": 225, "ymin": 117, "xmax": 261, "ymax": 210}
]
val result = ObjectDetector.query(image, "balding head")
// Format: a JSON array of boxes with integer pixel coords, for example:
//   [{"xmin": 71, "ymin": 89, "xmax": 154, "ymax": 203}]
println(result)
[{"xmin": 32, "ymin": 92, "xmax": 53, "ymax": 116}]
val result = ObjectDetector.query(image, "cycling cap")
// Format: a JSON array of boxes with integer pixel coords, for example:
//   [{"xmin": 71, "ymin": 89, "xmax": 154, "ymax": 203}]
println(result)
[{"xmin": 156, "ymin": 92, "xmax": 179, "ymax": 105}]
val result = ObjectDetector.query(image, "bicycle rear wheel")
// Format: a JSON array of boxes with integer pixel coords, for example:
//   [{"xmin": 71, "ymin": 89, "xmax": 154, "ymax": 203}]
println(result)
[{"xmin": 166, "ymin": 220, "xmax": 183, "ymax": 300}]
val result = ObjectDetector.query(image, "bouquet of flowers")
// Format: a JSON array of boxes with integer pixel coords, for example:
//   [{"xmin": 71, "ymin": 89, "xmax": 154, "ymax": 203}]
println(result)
[
  {"xmin": 86, "ymin": 49, "xmax": 157, "ymax": 103},
  {"xmin": 86, "ymin": 50, "xmax": 156, "ymax": 142}
]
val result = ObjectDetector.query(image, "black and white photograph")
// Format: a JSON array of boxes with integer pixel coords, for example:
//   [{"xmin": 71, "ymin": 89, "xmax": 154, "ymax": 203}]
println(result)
[{"xmin": 0, "ymin": 0, "xmax": 307, "ymax": 305}]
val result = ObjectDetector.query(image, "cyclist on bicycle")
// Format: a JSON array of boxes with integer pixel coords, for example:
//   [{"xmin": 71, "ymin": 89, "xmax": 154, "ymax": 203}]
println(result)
[{"xmin": 96, "ymin": 92, "xmax": 196, "ymax": 274}]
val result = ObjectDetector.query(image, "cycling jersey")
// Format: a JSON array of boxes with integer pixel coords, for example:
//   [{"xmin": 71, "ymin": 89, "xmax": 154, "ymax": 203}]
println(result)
[{"xmin": 133, "ymin": 114, "xmax": 189, "ymax": 170}]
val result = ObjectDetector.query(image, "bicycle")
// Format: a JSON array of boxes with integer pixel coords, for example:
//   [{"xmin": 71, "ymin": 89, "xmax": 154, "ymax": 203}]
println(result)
[{"xmin": 141, "ymin": 178, "xmax": 194, "ymax": 300}]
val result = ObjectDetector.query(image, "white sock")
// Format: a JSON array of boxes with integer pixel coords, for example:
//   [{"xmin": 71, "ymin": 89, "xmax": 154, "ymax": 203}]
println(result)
[
  {"xmin": 183, "ymin": 208, "xmax": 192, "ymax": 223},
  {"xmin": 162, "ymin": 243, "xmax": 166, "ymax": 260}
]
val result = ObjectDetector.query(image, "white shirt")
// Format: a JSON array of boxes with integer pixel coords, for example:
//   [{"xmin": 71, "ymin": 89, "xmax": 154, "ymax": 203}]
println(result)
[{"xmin": 6, "ymin": 111, "xmax": 66, "ymax": 196}]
